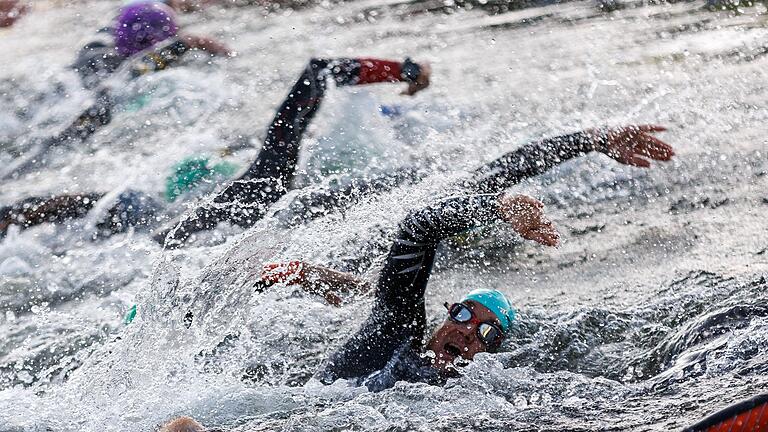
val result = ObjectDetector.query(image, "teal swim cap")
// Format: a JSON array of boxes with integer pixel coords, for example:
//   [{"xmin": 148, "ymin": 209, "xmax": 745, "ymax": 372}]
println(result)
[
  {"xmin": 462, "ymin": 288, "xmax": 516, "ymax": 333},
  {"xmin": 165, "ymin": 156, "xmax": 238, "ymax": 202}
]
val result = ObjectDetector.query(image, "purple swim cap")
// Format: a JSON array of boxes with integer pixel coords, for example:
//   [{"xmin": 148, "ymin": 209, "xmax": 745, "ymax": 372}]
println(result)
[{"xmin": 114, "ymin": 1, "xmax": 178, "ymax": 57}]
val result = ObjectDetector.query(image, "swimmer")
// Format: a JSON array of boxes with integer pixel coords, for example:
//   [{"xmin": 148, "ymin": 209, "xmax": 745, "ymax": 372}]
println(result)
[
  {"xmin": 159, "ymin": 191, "xmax": 559, "ymax": 430},
  {"xmin": 154, "ymin": 52, "xmax": 673, "ymax": 248},
  {"xmin": 74, "ymin": 0, "xmax": 231, "ymax": 89},
  {"xmin": 0, "ymin": 155, "xmax": 236, "ymax": 240},
  {"xmin": 155, "ymin": 56, "xmax": 433, "ymax": 246}
]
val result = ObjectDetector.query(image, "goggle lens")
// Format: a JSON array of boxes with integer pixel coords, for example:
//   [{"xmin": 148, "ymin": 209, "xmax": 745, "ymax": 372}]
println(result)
[
  {"xmin": 478, "ymin": 323, "xmax": 499, "ymax": 345},
  {"xmin": 449, "ymin": 303, "xmax": 472, "ymax": 323}
]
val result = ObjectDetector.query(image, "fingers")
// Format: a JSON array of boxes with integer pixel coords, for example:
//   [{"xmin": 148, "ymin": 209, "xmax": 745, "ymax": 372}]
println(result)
[
  {"xmin": 525, "ymin": 222, "xmax": 561, "ymax": 247},
  {"xmin": 403, "ymin": 81, "xmax": 428, "ymax": 96},
  {"xmin": 499, "ymin": 193, "xmax": 543, "ymax": 211},
  {"xmin": 626, "ymin": 155, "xmax": 651, "ymax": 168},
  {"xmin": 633, "ymin": 124, "xmax": 667, "ymax": 133},
  {"xmin": 323, "ymin": 292, "xmax": 342, "ymax": 307},
  {"xmin": 635, "ymin": 138, "xmax": 674, "ymax": 161}
]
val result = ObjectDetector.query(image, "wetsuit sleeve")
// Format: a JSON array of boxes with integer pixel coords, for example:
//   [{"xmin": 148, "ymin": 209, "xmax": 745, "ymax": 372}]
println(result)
[
  {"xmin": 374, "ymin": 194, "xmax": 501, "ymax": 306},
  {"xmin": 0, "ymin": 193, "xmax": 103, "ymax": 238},
  {"xmin": 467, "ymin": 131, "xmax": 600, "ymax": 194},
  {"xmin": 357, "ymin": 59, "xmax": 404, "ymax": 84},
  {"xmin": 319, "ymin": 194, "xmax": 501, "ymax": 383},
  {"xmin": 274, "ymin": 167, "xmax": 425, "ymax": 227},
  {"xmin": 162, "ymin": 58, "xmax": 416, "ymax": 245}
]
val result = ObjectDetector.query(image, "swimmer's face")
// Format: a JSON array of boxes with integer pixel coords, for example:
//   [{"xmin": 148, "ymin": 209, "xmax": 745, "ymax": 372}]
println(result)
[{"xmin": 425, "ymin": 300, "xmax": 504, "ymax": 374}]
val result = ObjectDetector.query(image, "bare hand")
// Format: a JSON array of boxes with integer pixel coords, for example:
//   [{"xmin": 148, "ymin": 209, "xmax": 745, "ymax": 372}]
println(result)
[
  {"xmin": 0, "ymin": 0, "xmax": 28, "ymax": 28},
  {"xmin": 591, "ymin": 125, "xmax": 674, "ymax": 168},
  {"xmin": 182, "ymin": 34, "xmax": 234, "ymax": 57},
  {"xmin": 261, "ymin": 261, "xmax": 306, "ymax": 285},
  {"xmin": 403, "ymin": 63, "xmax": 431, "ymax": 96},
  {"xmin": 497, "ymin": 194, "xmax": 560, "ymax": 247}
]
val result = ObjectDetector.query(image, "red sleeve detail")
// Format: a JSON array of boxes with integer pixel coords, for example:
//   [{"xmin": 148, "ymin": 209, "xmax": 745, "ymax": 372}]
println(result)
[{"xmin": 356, "ymin": 58, "xmax": 403, "ymax": 84}]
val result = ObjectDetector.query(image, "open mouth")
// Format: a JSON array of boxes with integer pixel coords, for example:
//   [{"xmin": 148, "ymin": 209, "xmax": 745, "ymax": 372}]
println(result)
[{"xmin": 444, "ymin": 342, "xmax": 462, "ymax": 357}]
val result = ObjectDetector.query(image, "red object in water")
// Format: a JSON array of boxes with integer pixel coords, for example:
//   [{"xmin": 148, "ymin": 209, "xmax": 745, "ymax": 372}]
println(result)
[
  {"xmin": 357, "ymin": 59, "xmax": 403, "ymax": 84},
  {"xmin": 0, "ymin": 0, "xmax": 28, "ymax": 28},
  {"xmin": 683, "ymin": 394, "xmax": 768, "ymax": 432}
]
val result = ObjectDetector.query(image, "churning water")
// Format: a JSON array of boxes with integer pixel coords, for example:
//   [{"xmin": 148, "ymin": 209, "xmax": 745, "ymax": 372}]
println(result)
[{"xmin": 1, "ymin": 0, "xmax": 767, "ymax": 430}]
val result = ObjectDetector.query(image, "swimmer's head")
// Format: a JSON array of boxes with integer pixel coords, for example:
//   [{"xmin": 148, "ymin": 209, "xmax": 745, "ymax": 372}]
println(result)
[
  {"xmin": 426, "ymin": 289, "xmax": 515, "ymax": 374},
  {"xmin": 164, "ymin": 156, "xmax": 238, "ymax": 202},
  {"xmin": 124, "ymin": 0, "xmax": 206, "ymax": 12},
  {"xmin": 114, "ymin": 1, "xmax": 178, "ymax": 57}
]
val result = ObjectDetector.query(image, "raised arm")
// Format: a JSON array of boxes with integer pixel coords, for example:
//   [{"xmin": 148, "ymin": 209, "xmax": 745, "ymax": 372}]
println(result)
[
  {"xmin": 375, "ymin": 193, "xmax": 558, "ymax": 307},
  {"xmin": 157, "ymin": 57, "xmax": 430, "ymax": 247},
  {"xmin": 467, "ymin": 125, "xmax": 674, "ymax": 194}
]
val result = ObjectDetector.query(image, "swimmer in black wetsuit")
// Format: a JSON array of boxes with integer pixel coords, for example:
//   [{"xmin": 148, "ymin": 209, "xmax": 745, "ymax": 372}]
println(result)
[
  {"xmin": 74, "ymin": 0, "xmax": 231, "ymax": 90},
  {"xmin": 154, "ymin": 56, "xmax": 433, "ymax": 246},
  {"xmin": 159, "ymin": 191, "xmax": 560, "ymax": 432}
]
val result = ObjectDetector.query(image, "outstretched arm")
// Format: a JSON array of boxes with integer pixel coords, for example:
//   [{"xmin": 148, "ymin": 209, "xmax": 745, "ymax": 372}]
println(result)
[
  {"xmin": 0, "ymin": 193, "xmax": 103, "ymax": 238},
  {"xmin": 258, "ymin": 261, "xmax": 372, "ymax": 306},
  {"xmin": 467, "ymin": 125, "xmax": 674, "ymax": 194}
]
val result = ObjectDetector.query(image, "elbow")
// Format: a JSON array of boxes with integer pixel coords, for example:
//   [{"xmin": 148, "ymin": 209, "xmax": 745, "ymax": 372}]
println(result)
[
  {"xmin": 308, "ymin": 58, "xmax": 328, "ymax": 71},
  {"xmin": 398, "ymin": 210, "xmax": 438, "ymax": 244}
]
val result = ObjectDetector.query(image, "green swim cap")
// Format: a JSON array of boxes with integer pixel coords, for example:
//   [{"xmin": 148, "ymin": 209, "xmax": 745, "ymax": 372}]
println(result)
[
  {"xmin": 165, "ymin": 156, "xmax": 238, "ymax": 202},
  {"xmin": 462, "ymin": 288, "xmax": 516, "ymax": 333}
]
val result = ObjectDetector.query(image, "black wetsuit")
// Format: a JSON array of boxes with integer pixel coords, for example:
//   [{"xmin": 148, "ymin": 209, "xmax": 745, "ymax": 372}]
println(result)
[
  {"xmin": 73, "ymin": 28, "xmax": 127, "ymax": 90},
  {"xmin": 161, "ymin": 57, "xmax": 421, "ymax": 245},
  {"xmin": 316, "ymin": 194, "xmax": 502, "ymax": 392},
  {"xmin": 0, "ymin": 37, "xmax": 191, "ymax": 181}
]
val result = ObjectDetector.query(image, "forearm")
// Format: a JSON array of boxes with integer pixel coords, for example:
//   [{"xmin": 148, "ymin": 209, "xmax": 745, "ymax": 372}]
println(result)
[
  {"xmin": 375, "ymin": 194, "xmax": 502, "ymax": 304},
  {"xmin": 302, "ymin": 264, "xmax": 371, "ymax": 305},
  {"xmin": 2, "ymin": 193, "xmax": 103, "ymax": 231},
  {"xmin": 398, "ymin": 194, "xmax": 502, "ymax": 244},
  {"xmin": 239, "ymin": 57, "xmax": 417, "ymax": 183},
  {"xmin": 467, "ymin": 131, "xmax": 600, "ymax": 194}
]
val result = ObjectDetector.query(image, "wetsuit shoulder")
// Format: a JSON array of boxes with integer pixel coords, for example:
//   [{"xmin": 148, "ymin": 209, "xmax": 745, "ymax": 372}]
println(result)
[{"xmin": 318, "ymin": 194, "xmax": 501, "ymax": 387}]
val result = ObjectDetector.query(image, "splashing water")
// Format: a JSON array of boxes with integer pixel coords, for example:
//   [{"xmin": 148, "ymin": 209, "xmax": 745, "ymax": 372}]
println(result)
[{"xmin": 1, "ymin": 0, "xmax": 768, "ymax": 430}]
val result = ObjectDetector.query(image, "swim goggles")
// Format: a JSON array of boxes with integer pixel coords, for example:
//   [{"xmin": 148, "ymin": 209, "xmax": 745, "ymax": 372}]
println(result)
[{"xmin": 444, "ymin": 302, "xmax": 504, "ymax": 346}]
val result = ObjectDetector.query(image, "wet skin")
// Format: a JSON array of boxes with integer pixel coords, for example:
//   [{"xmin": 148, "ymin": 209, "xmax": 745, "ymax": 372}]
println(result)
[{"xmin": 426, "ymin": 300, "xmax": 504, "ymax": 373}]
